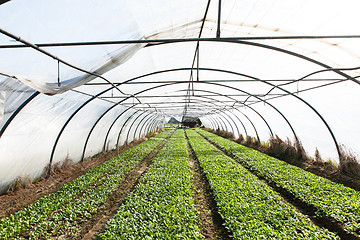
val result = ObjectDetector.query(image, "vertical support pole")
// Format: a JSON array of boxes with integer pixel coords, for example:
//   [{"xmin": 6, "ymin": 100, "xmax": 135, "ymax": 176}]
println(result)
[
  {"xmin": 57, "ymin": 60, "xmax": 61, "ymax": 87},
  {"xmin": 196, "ymin": 43, "xmax": 200, "ymax": 82},
  {"xmin": 216, "ymin": 0, "xmax": 222, "ymax": 38}
]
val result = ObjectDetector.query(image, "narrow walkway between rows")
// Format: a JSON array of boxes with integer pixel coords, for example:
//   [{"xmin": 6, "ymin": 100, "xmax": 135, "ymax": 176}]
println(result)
[
  {"xmin": 80, "ymin": 131, "xmax": 174, "ymax": 239},
  {"xmin": 196, "ymin": 129, "xmax": 358, "ymax": 240},
  {"xmin": 185, "ymin": 130, "xmax": 232, "ymax": 240}
]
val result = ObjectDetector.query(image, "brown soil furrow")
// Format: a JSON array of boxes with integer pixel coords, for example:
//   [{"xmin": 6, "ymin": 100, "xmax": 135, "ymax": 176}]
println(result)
[
  {"xmin": 185, "ymin": 131, "xmax": 232, "ymax": 240},
  {"xmin": 77, "ymin": 131, "xmax": 173, "ymax": 240},
  {"xmin": 198, "ymin": 131, "xmax": 359, "ymax": 240},
  {"xmin": 0, "ymin": 143, "xmax": 138, "ymax": 219}
]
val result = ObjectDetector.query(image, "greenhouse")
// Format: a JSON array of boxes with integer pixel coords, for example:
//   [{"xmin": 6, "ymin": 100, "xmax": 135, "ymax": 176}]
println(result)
[{"xmin": 1, "ymin": 0, "xmax": 360, "ymax": 239}]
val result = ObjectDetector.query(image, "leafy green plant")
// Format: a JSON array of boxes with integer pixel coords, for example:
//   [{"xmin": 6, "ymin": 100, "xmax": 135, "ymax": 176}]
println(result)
[
  {"xmin": 197, "ymin": 128, "xmax": 360, "ymax": 235},
  {"xmin": 0, "ymin": 129, "xmax": 173, "ymax": 239},
  {"xmin": 187, "ymin": 129, "xmax": 338, "ymax": 239},
  {"xmin": 98, "ymin": 130, "xmax": 203, "ymax": 239}
]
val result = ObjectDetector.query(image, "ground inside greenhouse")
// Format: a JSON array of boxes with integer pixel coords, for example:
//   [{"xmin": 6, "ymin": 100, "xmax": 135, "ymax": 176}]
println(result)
[
  {"xmin": 0, "ymin": 143, "xmax": 138, "ymax": 219},
  {"xmin": 302, "ymin": 160, "xmax": 360, "ymax": 191},
  {"xmin": 0, "ymin": 137, "xmax": 360, "ymax": 238},
  {"xmin": 1, "ymin": 144, "xmax": 360, "ymax": 218}
]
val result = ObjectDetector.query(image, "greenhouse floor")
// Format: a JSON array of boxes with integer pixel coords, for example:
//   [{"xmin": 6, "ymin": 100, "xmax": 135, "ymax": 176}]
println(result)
[
  {"xmin": 0, "ymin": 141, "xmax": 142, "ymax": 219},
  {"xmin": 0, "ymin": 129, "xmax": 359, "ymax": 239}
]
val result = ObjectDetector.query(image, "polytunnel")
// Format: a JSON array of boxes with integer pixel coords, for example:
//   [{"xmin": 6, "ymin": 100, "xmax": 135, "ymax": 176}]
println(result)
[{"xmin": 1, "ymin": 0, "xmax": 360, "ymax": 194}]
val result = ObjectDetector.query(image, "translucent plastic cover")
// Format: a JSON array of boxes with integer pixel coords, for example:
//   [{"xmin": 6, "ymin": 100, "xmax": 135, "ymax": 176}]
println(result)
[{"xmin": 0, "ymin": 0, "xmax": 360, "ymax": 191}]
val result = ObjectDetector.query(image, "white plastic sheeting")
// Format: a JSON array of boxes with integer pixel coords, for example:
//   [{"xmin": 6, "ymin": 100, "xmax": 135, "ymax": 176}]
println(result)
[{"xmin": 0, "ymin": 0, "xmax": 360, "ymax": 191}]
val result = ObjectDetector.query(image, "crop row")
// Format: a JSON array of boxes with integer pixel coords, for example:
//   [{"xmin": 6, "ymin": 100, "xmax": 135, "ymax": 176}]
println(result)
[
  {"xmin": 186, "ymin": 129, "xmax": 338, "ymax": 239},
  {"xmin": 98, "ymin": 130, "xmax": 203, "ymax": 239},
  {"xmin": 197, "ymin": 128, "xmax": 360, "ymax": 236},
  {"xmin": 0, "ymin": 129, "xmax": 172, "ymax": 239}
]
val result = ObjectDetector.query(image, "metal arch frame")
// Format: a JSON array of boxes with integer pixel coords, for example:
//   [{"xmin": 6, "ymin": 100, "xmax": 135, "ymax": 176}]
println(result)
[
  {"xmin": 187, "ymin": 98, "xmax": 244, "ymax": 136},
  {"xmin": 145, "ymin": 116, "xmax": 157, "ymax": 134},
  {"xmin": 235, "ymin": 109, "xmax": 260, "ymax": 142},
  {"xmin": 10, "ymin": 70, "xmax": 295, "ymax": 175},
  {"xmin": 134, "ymin": 111, "xmax": 155, "ymax": 139},
  {"xmin": 155, "ymin": 117, "xmax": 164, "ymax": 131},
  {"xmin": 139, "ymin": 114, "xmax": 158, "ymax": 139},
  {"xmin": 206, "ymin": 113, "xmax": 221, "ymax": 130},
  {"xmin": 116, "ymin": 110, "xmax": 140, "ymax": 147},
  {"xmin": 192, "ymin": 68, "xmax": 342, "ymax": 159},
  {"xmin": 182, "ymin": 99, "xmax": 239, "ymax": 135},
  {"xmin": 106, "ymin": 77, "xmax": 298, "ymax": 146},
  {"xmin": 201, "ymin": 114, "xmax": 216, "ymax": 129},
  {"xmin": 49, "ymin": 91, "xmax": 134, "ymax": 171},
  {"xmin": 102, "ymin": 67, "xmax": 297, "ymax": 142},
  {"xmin": 207, "ymin": 115, "xmax": 220, "ymax": 130},
  {"xmin": 191, "ymin": 96, "xmax": 241, "ymax": 134},
  {"xmin": 0, "ymin": 31, "xmax": 355, "ymax": 137},
  {"xmin": 191, "ymin": 80, "xmax": 298, "ymax": 141},
  {"xmin": 103, "ymin": 106, "xmax": 135, "ymax": 151},
  {"xmin": 142, "ymin": 115, "xmax": 157, "ymax": 135},
  {"xmin": 81, "ymin": 102, "xmax": 141, "ymax": 161},
  {"xmin": 147, "ymin": 115, "xmax": 162, "ymax": 134},
  {"xmin": 202, "ymin": 114, "xmax": 216, "ymax": 129},
  {"xmin": 177, "ymin": 89, "xmax": 266, "ymax": 139},
  {"xmin": 109, "ymin": 66, "xmax": 339, "ymax": 159},
  {"xmin": 188, "ymin": 100, "xmax": 242, "ymax": 137},
  {"xmin": 82, "ymin": 102, "xmax": 157, "ymax": 160},
  {"xmin": 125, "ymin": 111, "xmax": 149, "ymax": 143},
  {"xmin": 222, "ymin": 110, "xmax": 244, "ymax": 137},
  {"xmin": 181, "ymin": 97, "xmax": 245, "ymax": 137},
  {"xmin": 49, "ymin": 83, "xmax": 168, "ymax": 171},
  {"xmin": 146, "ymin": 39, "xmax": 352, "ymax": 158},
  {"xmin": 190, "ymin": 89, "xmax": 274, "ymax": 137},
  {"xmin": 3, "ymin": 35, "xmax": 360, "ymax": 49},
  {"xmin": 132, "ymin": 79, "xmax": 298, "ymax": 151},
  {"xmin": 0, "ymin": 34, "xmax": 349, "ymax": 161},
  {"xmin": 173, "ymin": 88, "xmax": 266, "ymax": 141},
  {"xmin": 223, "ymin": 109, "xmax": 248, "ymax": 136},
  {"xmin": 216, "ymin": 110, "xmax": 237, "ymax": 136},
  {"xmin": 204, "ymin": 95, "xmax": 269, "ymax": 139},
  {"xmin": 145, "ymin": 39, "xmax": 359, "ymax": 85},
  {"xmin": 49, "ymin": 80, "xmax": 194, "ymax": 172},
  {"xmin": 188, "ymin": 101, "xmax": 233, "ymax": 133},
  {"xmin": 204, "ymin": 117, "xmax": 216, "ymax": 130},
  {"xmin": 0, "ymin": 91, "xmax": 40, "ymax": 138}
]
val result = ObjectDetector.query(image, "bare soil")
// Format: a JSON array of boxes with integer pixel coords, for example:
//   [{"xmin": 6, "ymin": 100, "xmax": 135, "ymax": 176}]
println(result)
[
  {"xmin": 209, "ymin": 129, "xmax": 360, "ymax": 192},
  {"xmin": 200, "ymin": 132, "xmax": 359, "ymax": 240},
  {"xmin": 185, "ymin": 131, "xmax": 232, "ymax": 240},
  {"xmin": 304, "ymin": 161, "xmax": 360, "ymax": 191},
  {"xmin": 77, "ymin": 136, "xmax": 170, "ymax": 240}
]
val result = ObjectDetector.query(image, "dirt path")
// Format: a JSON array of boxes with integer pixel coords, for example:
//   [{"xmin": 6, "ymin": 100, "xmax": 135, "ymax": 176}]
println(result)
[
  {"xmin": 185, "ymin": 131, "xmax": 232, "ymax": 240},
  {"xmin": 78, "ymin": 132, "xmax": 172, "ymax": 240},
  {"xmin": 198, "ymin": 131, "xmax": 359, "ymax": 240}
]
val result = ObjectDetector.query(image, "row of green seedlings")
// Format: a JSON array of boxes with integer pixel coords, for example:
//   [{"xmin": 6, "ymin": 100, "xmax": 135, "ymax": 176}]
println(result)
[
  {"xmin": 197, "ymin": 128, "xmax": 360, "ymax": 237},
  {"xmin": 98, "ymin": 129, "xmax": 203, "ymax": 239},
  {"xmin": 0, "ymin": 129, "xmax": 172, "ymax": 239},
  {"xmin": 186, "ymin": 129, "xmax": 338, "ymax": 239},
  {"xmin": 26, "ymin": 129, "xmax": 174, "ymax": 239}
]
